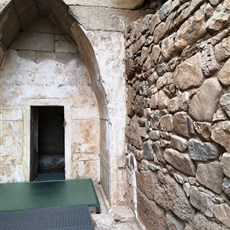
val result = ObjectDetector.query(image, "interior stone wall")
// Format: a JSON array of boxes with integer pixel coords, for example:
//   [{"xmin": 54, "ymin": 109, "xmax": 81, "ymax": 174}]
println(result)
[{"xmin": 125, "ymin": 0, "xmax": 230, "ymax": 229}]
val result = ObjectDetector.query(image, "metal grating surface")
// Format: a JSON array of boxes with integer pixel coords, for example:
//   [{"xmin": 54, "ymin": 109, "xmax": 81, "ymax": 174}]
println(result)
[{"xmin": 0, "ymin": 205, "xmax": 94, "ymax": 230}]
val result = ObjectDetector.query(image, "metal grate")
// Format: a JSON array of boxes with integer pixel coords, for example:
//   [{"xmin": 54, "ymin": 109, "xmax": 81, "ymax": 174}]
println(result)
[{"xmin": 0, "ymin": 205, "xmax": 94, "ymax": 230}]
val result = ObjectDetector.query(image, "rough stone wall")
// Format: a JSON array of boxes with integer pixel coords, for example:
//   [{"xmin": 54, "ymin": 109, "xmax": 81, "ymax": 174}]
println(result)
[{"xmin": 125, "ymin": 0, "xmax": 230, "ymax": 229}]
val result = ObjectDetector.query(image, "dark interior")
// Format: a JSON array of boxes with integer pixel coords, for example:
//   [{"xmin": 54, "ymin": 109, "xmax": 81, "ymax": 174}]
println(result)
[{"xmin": 30, "ymin": 106, "xmax": 65, "ymax": 181}]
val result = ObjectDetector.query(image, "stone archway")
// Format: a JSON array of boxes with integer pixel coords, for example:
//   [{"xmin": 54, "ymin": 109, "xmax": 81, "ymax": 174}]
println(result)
[{"xmin": 0, "ymin": 0, "xmax": 111, "ymax": 201}]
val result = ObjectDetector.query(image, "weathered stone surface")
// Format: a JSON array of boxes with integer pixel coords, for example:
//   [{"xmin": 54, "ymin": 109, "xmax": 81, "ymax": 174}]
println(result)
[
  {"xmin": 138, "ymin": 170, "xmax": 195, "ymax": 221},
  {"xmin": 161, "ymin": 33, "xmax": 180, "ymax": 61},
  {"xmin": 211, "ymin": 121, "xmax": 230, "ymax": 152},
  {"xmin": 153, "ymin": 22, "xmax": 166, "ymax": 44},
  {"xmin": 190, "ymin": 213, "xmax": 229, "ymax": 230},
  {"xmin": 206, "ymin": 0, "xmax": 230, "ymax": 32},
  {"xmin": 126, "ymin": 115, "xmax": 142, "ymax": 148},
  {"xmin": 148, "ymin": 130, "xmax": 161, "ymax": 141},
  {"xmin": 220, "ymin": 152, "xmax": 230, "ymax": 177},
  {"xmin": 193, "ymin": 122, "xmax": 212, "ymax": 141},
  {"xmin": 150, "ymin": 110, "xmax": 168, "ymax": 130},
  {"xmin": 150, "ymin": 45, "xmax": 161, "ymax": 65},
  {"xmin": 188, "ymin": 138, "xmax": 219, "ymax": 161},
  {"xmin": 166, "ymin": 212, "xmax": 185, "ymax": 230},
  {"xmin": 173, "ymin": 112, "xmax": 192, "ymax": 138},
  {"xmin": 176, "ymin": 7, "xmax": 206, "ymax": 48},
  {"xmin": 212, "ymin": 108, "xmax": 228, "ymax": 122},
  {"xmin": 174, "ymin": 53, "xmax": 204, "ymax": 90},
  {"xmin": 222, "ymin": 177, "xmax": 230, "ymax": 197},
  {"xmin": 10, "ymin": 32, "xmax": 54, "ymax": 51},
  {"xmin": 152, "ymin": 141, "xmax": 165, "ymax": 164},
  {"xmin": 141, "ymin": 14, "xmax": 152, "ymax": 34},
  {"xmin": 168, "ymin": 97, "xmax": 179, "ymax": 113},
  {"xmin": 64, "ymin": 0, "xmax": 145, "ymax": 9},
  {"xmin": 159, "ymin": 114, "xmax": 174, "ymax": 132},
  {"xmin": 156, "ymin": 73, "xmax": 173, "ymax": 90},
  {"xmin": 159, "ymin": 0, "xmax": 172, "ymax": 21},
  {"xmin": 137, "ymin": 190, "xmax": 167, "ymax": 230},
  {"xmin": 200, "ymin": 44, "xmax": 219, "ymax": 77},
  {"xmin": 215, "ymin": 36, "xmax": 230, "ymax": 62},
  {"xmin": 157, "ymin": 171, "xmax": 195, "ymax": 221},
  {"xmin": 209, "ymin": 0, "xmax": 223, "ymax": 6},
  {"xmin": 149, "ymin": 90, "xmax": 170, "ymax": 110},
  {"xmin": 149, "ymin": 13, "xmax": 161, "ymax": 35},
  {"xmin": 220, "ymin": 93, "xmax": 230, "ymax": 118},
  {"xmin": 132, "ymin": 35, "xmax": 146, "ymax": 55},
  {"xmin": 140, "ymin": 46, "xmax": 148, "ymax": 65},
  {"xmin": 213, "ymin": 204, "xmax": 230, "ymax": 228},
  {"xmin": 164, "ymin": 148, "xmax": 196, "ymax": 176},
  {"xmin": 196, "ymin": 162, "xmax": 224, "ymax": 194},
  {"xmin": 218, "ymin": 58, "xmax": 230, "ymax": 86},
  {"xmin": 70, "ymin": 6, "xmax": 150, "ymax": 32},
  {"xmin": 188, "ymin": 78, "xmax": 222, "ymax": 121},
  {"xmin": 156, "ymin": 63, "xmax": 168, "ymax": 76},
  {"xmin": 143, "ymin": 140, "xmax": 154, "ymax": 160},
  {"xmin": 190, "ymin": 186, "xmax": 214, "ymax": 217},
  {"xmin": 178, "ymin": 92, "xmax": 190, "ymax": 111},
  {"xmin": 171, "ymin": 135, "xmax": 188, "ymax": 152}
]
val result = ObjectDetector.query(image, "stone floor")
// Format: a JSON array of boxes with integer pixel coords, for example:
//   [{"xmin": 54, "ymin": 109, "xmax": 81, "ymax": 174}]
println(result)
[{"xmin": 93, "ymin": 185, "xmax": 141, "ymax": 230}]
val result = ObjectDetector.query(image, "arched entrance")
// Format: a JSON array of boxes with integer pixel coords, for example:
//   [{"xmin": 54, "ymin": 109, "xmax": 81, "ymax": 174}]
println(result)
[{"xmin": 0, "ymin": 0, "xmax": 110, "ymax": 201}]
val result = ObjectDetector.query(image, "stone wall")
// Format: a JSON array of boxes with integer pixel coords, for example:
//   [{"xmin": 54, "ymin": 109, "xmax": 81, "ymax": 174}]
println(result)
[
  {"xmin": 125, "ymin": 0, "xmax": 230, "ymax": 229},
  {"xmin": 0, "ymin": 16, "xmax": 101, "ymax": 183},
  {"xmin": 0, "ymin": 0, "xmax": 159, "ymax": 206}
]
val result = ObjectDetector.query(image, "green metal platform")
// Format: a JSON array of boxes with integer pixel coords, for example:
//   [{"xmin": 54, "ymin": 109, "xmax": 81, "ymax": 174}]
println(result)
[{"xmin": 0, "ymin": 179, "xmax": 100, "ymax": 214}]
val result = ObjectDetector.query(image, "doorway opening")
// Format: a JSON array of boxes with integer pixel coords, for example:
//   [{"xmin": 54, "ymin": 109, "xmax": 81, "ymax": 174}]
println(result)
[{"xmin": 30, "ymin": 106, "xmax": 65, "ymax": 181}]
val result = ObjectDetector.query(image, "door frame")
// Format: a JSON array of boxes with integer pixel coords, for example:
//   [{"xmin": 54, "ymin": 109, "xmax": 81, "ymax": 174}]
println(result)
[{"xmin": 22, "ymin": 99, "xmax": 72, "ymax": 181}]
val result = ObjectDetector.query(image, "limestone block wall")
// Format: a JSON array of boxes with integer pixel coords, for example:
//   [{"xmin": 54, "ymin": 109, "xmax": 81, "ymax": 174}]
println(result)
[
  {"xmin": 0, "ymin": 17, "xmax": 100, "ymax": 183},
  {"xmin": 125, "ymin": 0, "xmax": 230, "ymax": 229}
]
